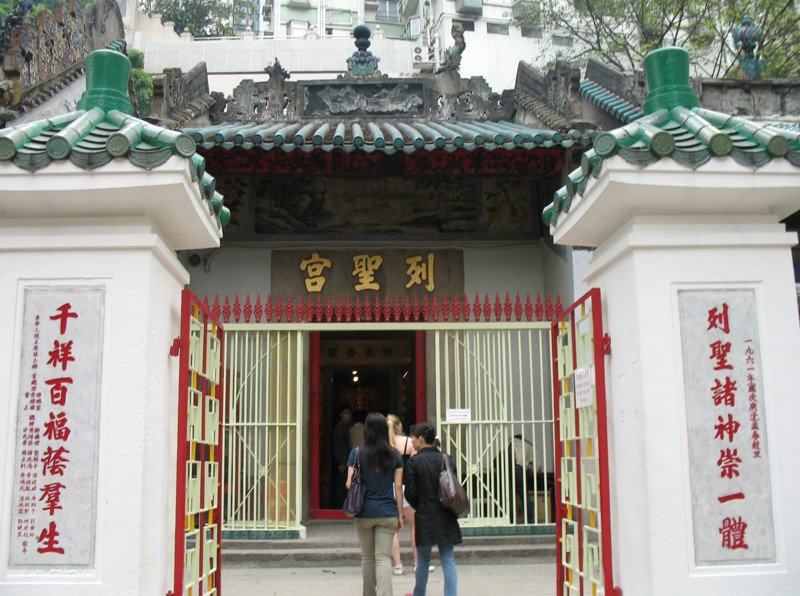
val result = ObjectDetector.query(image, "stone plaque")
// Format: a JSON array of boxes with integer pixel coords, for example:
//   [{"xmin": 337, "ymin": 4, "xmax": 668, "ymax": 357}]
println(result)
[
  {"xmin": 679, "ymin": 289, "xmax": 775, "ymax": 565},
  {"xmin": 9, "ymin": 286, "xmax": 104, "ymax": 568}
]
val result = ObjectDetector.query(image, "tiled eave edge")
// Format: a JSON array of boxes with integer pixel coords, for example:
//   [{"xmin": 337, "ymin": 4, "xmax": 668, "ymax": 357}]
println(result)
[
  {"xmin": 0, "ymin": 107, "xmax": 228, "ymax": 234},
  {"xmin": 183, "ymin": 120, "xmax": 591, "ymax": 154},
  {"xmin": 543, "ymin": 106, "xmax": 800, "ymax": 228}
]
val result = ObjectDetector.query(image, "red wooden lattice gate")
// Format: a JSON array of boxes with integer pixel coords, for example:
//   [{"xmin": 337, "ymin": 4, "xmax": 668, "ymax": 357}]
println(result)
[
  {"xmin": 169, "ymin": 289, "xmax": 225, "ymax": 596},
  {"xmin": 552, "ymin": 288, "xmax": 620, "ymax": 596}
]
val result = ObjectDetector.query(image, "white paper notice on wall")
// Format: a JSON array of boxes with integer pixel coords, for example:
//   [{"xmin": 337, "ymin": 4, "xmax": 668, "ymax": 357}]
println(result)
[
  {"xmin": 574, "ymin": 367, "xmax": 594, "ymax": 408},
  {"xmin": 446, "ymin": 408, "xmax": 471, "ymax": 422}
]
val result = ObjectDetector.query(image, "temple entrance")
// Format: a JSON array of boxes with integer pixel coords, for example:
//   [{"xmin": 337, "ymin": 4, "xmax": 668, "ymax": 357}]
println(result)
[{"xmin": 314, "ymin": 330, "xmax": 419, "ymax": 516}]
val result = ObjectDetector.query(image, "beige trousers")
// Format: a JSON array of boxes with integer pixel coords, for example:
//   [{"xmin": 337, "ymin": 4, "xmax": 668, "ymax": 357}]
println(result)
[{"xmin": 355, "ymin": 516, "xmax": 397, "ymax": 596}]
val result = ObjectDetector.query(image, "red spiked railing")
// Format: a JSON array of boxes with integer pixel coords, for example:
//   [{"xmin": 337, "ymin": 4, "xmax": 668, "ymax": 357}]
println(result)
[{"xmin": 202, "ymin": 292, "xmax": 563, "ymax": 324}]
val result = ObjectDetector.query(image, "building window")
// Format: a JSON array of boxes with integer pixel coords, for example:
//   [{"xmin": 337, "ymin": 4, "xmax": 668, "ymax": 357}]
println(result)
[
  {"xmin": 288, "ymin": 20, "xmax": 309, "ymax": 37},
  {"xmin": 552, "ymin": 34, "xmax": 572, "ymax": 47},
  {"xmin": 487, "ymin": 22, "xmax": 509, "ymax": 35},
  {"xmin": 521, "ymin": 27, "xmax": 543, "ymax": 39},
  {"xmin": 452, "ymin": 19, "xmax": 475, "ymax": 32},
  {"xmin": 377, "ymin": 0, "xmax": 401, "ymax": 22}
]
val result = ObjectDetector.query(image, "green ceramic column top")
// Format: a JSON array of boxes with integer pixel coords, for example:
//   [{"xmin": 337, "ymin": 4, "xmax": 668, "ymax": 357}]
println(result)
[
  {"xmin": 77, "ymin": 49, "xmax": 134, "ymax": 115},
  {"xmin": 643, "ymin": 47, "xmax": 699, "ymax": 114}
]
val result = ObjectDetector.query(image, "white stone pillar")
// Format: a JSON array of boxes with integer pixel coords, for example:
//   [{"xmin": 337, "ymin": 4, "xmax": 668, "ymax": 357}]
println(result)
[
  {"xmin": 0, "ymin": 162, "xmax": 221, "ymax": 596},
  {"xmin": 576, "ymin": 212, "xmax": 800, "ymax": 594},
  {"xmin": 0, "ymin": 219, "xmax": 189, "ymax": 594}
]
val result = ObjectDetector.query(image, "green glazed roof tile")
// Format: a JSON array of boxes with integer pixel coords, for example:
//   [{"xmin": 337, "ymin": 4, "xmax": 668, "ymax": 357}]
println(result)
[
  {"xmin": 183, "ymin": 119, "xmax": 591, "ymax": 154},
  {"xmin": 579, "ymin": 80, "xmax": 645, "ymax": 123},
  {"xmin": 545, "ymin": 51, "xmax": 800, "ymax": 230},
  {"xmin": 0, "ymin": 49, "xmax": 229, "ymax": 230}
]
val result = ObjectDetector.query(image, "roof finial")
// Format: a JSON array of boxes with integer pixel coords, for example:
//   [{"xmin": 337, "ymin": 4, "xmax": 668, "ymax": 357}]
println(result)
[
  {"xmin": 77, "ymin": 49, "xmax": 134, "ymax": 115},
  {"xmin": 346, "ymin": 25, "xmax": 380, "ymax": 77},
  {"xmin": 643, "ymin": 47, "xmax": 698, "ymax": 114}
]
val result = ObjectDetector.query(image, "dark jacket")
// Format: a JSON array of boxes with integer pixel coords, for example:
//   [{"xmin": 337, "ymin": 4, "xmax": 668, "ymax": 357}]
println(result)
[{"xmin": 404, "ymin": 446, "xmax": 463, "ymax": 547}]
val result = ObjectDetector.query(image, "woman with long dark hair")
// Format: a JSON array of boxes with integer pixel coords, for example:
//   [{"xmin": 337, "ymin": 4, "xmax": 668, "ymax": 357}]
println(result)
[{"xmin": 347, "ymin": 412, "xmax": 405, "ymax": 596}]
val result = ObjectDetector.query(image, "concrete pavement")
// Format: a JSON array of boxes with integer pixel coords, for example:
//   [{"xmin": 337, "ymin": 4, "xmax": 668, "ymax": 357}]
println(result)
[{"xmin": 222, "ymin": 562, "xmax": 556, "ymax": 595}]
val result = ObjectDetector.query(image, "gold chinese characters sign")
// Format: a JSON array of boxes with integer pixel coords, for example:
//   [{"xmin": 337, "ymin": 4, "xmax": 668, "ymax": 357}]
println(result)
[{"xmin": 272, "ymin": 249, "xmax": 464, "ymax": 298}]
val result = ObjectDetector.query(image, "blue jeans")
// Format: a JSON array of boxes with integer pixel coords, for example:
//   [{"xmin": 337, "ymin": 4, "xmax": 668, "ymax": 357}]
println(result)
[{"xmin": 414, "ymin": 543, "xmax": 457, "ymax": 596}]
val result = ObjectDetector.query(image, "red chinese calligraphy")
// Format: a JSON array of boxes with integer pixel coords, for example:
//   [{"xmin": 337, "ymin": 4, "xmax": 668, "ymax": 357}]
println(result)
[
  {"xmin": 44, "ymin": 377, "xmax": 73, "ymax": 406},
  {"xmin": 40, "ymin": 446, "xmax": 70, "ymax": 476},
  {"xmin": 49, "ymin": 303, "xmax": 78, "ymax": 335},
  {"xmin": 714, "ymin": 414, "xmax": 741, "ymax": 443},
  {"xmin": 716, "ymin": 448, "xmax": 742, "ymax": 479},
  {"xmin": 719, "ymin": 516, "xmax": 749, "ymax": 550},
  {"xmin": 707, "ymin": 303, "xmax": 730, "ymax": 334},
  {"xmin": 46, "ymin": 340, "xmax": 75, "ymax": 372},
  {"xmin": 710, "ymin": 377, "xmax": 737, "ymax": 407},
  {"xmin": 709, "ymin": 341, "xmax": 733, "ymax": 371},
  {"xmin": 39, "ymin": 482, "xmax": 66, "ymax": 515},
  {"xmin": 36, "ymin": 521, "xmax": 65, "ymax": 554},
  {"xmin": 43, "ymin": 411, "xmax": 71, "ymax": 442}
]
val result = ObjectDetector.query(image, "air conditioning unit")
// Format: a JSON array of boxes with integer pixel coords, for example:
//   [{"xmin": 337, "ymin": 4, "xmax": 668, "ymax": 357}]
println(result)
[{"xmin": 412, "ymin": 45, "xmax": 434, "ymax": 70}]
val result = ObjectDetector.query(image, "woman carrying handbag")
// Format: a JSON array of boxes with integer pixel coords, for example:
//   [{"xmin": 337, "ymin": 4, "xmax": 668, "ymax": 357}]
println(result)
[
  {"xmin": 403, "ymin": 422, "xmax": 463, "ymax": 596},
  {"xmin": 346, "ymin": 412, "xmax": 405, "ymax": 596}
]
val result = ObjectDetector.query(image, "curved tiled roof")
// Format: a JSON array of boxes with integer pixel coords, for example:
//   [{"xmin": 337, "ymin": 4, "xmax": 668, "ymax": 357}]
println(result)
[
  {"xmin": 513, "ymin": 92, "xmax": 571, "ymax": 131},
  {"xmin": 579, "ymin": 80, "xmax": 644, "ymax": 124},
  {"xmin": 0, "ymin": 50, "xmax": 229, "ymax": 231},
  {"xmin": 544, "ymin": 103, "xmax": 800, "ymax": 227},
  {"xmin": 184, "ymin": 119, "xmax": 591, "ymax": 154}
]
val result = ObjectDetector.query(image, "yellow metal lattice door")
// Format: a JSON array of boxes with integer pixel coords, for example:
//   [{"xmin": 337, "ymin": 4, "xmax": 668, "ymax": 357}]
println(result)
[
  {"xmin": 552, "ymin": 288, "xmax": 619, "ymax": 596},
  {"xmin": 433, "ymin": 324, "xmax": 556, "ymax": 527},
  {"xmin": 222, "ymin": 326, "xmax": 304, "ymax": 532}
]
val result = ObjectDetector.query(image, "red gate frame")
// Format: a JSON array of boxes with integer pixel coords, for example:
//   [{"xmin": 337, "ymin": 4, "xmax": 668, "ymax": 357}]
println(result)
[
  {"xmin": 309, "ymin": 329, "xmax": 427, "ymax": 518},
  {"xmin": 169, "ymin": 289, "xmax": 225, "ymax": 595},
  {"xmin": 551, "ymin": 288, "xmax": 620, "ymax": 596}
]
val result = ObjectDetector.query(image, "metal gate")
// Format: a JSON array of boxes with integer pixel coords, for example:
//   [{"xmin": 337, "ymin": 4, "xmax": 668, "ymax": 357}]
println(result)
[
  {"xmin": 552, "ymin": 288, "xmax": 619, "ymax": 595},
  {"xmin": 434, "ymin": 323, "xmax": 556, "ymax": 527},
  {"xmin": 222, "ymin": 326, "xmax": 304, "ymax": 531},
  {"xmin": 170, "ymin": 289, "xmax": 225, "ymax": 596},
  {"xmin": 210, "ymin": 292, "xmax": 563, "ymax": 532}
]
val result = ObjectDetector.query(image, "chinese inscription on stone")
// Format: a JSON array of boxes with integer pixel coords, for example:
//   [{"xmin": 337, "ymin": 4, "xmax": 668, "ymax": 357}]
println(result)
[
  {"xmin": 9, "ymin": 287, "xmax": 104, "ymax": 567},
  {"xmin": 679, "ymin": 289, "xmax": 775, "ymax": 565}
]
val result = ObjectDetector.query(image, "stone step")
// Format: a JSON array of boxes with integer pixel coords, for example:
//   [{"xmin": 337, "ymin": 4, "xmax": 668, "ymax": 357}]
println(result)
[
  {"xmin": 223, "ymin": 533, "xmax": 553, "ymax": 550},
  {"xmin": 221, "ymin": 522, "xmax": 556, "ymax": 568},
  {"xmin": 222, "ymin": 542, "xmax": 555, "ymax": 568}
]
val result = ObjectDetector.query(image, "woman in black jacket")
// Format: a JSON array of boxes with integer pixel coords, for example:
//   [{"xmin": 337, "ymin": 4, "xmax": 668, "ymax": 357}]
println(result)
[{"xmin": 403, "ymin": 422, "xmax": 462, "ymax": 596}]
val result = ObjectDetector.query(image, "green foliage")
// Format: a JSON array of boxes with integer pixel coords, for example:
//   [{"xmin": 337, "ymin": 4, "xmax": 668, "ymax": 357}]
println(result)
[
  {"xmin": 131, "ymin": 67, "xmax": 153, "ymax": 117},
  {"xmin": 129, "ymin": 48, "xmax": 146, "ymax": 70},
  {"xmin": 513, "ymin": 0, "xmax": 800, "ymax": 78},
  {"xmin": 152, "ymin": 0, "xmax": 238, "ymax": 37},
  {"xmin": 129, "ymin": 49, "xmax": 152, "ymax": 118}
]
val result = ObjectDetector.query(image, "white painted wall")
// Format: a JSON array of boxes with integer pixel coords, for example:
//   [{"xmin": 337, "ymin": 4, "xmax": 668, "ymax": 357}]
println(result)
[
  {"xmin": 582, "ymin": 216, "xmax": 800, "ymax": 594},
  {"xmin": 131, "ymin": 7, "xmax": 548, "ymax": 94},
  {"xmin": 0, "ymin": 220, "xmax": 186, "ymax": 594},
  {"xmin": 0, "ymin": 151, "xmax": 221, "ymax": 593},
  {"xmin": 550, "ymin": 152, "xmax": 800, "ymax": 594}
]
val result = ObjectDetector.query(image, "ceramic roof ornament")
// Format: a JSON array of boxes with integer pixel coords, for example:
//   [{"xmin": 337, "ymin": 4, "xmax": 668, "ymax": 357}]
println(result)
[
  {"xmin": 543, "ymin": 47, "xmax": 800, "ymax": 230},
  {"xmin": 0, "ymin": 48, "xmax": 229, "ymax": 231}
]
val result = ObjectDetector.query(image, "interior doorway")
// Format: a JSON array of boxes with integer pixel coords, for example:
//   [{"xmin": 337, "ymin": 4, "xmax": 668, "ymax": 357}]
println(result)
[{"xmin": 311, "ymin": 329, "xmax": 422, "ymax": 516}]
